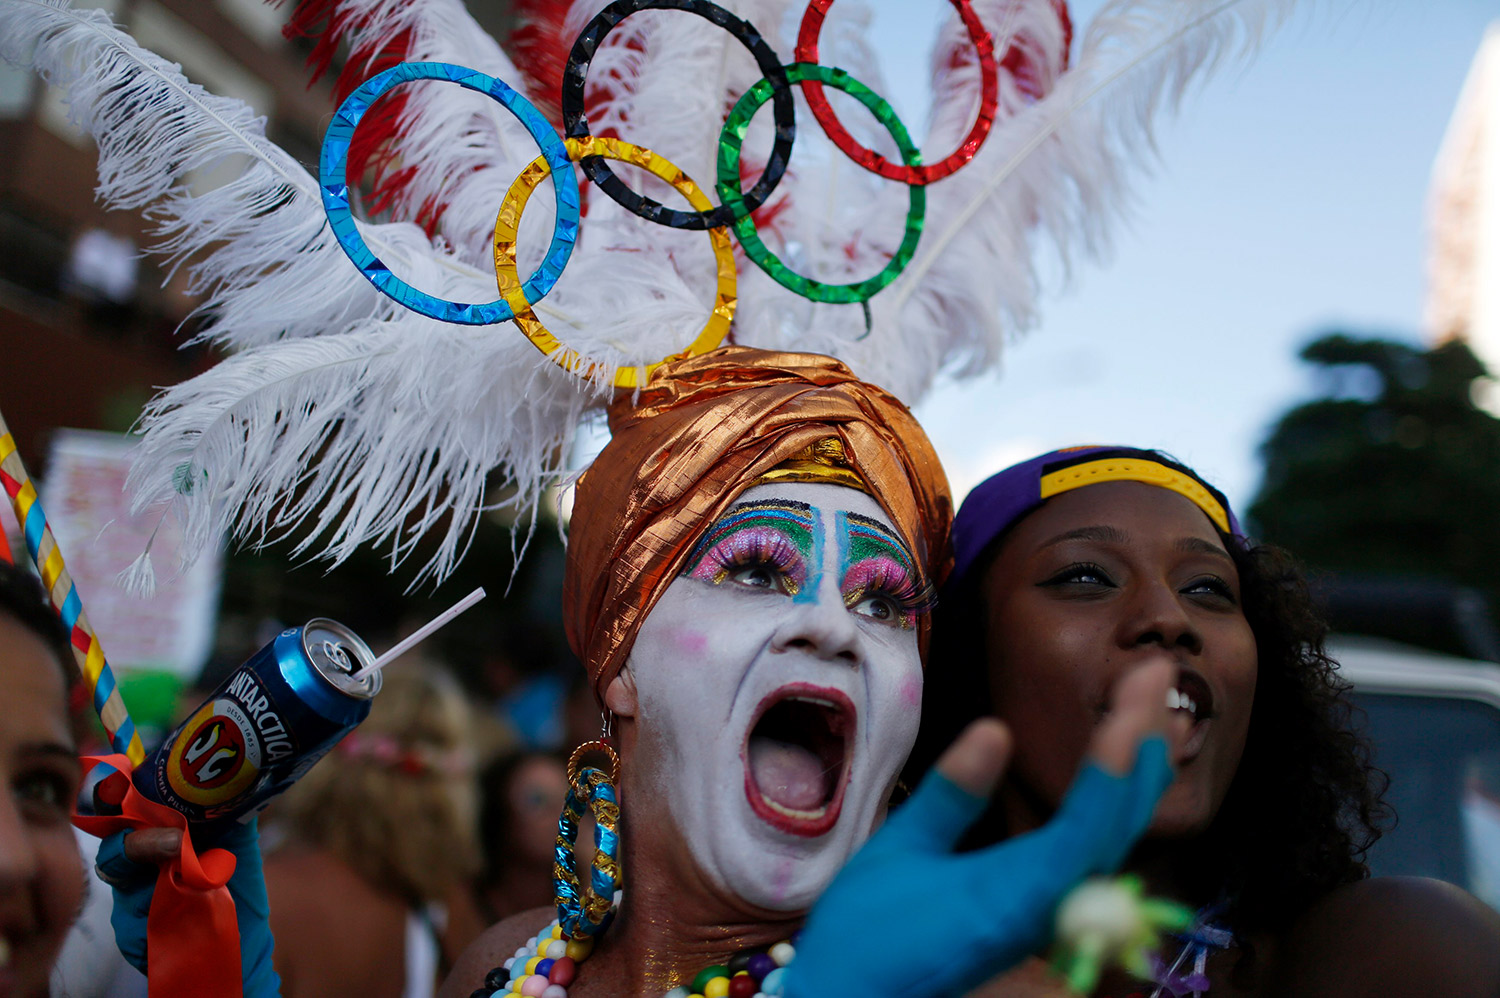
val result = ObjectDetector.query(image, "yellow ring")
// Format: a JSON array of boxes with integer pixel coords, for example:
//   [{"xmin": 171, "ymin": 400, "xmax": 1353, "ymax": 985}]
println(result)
[{"xmin": 494, "ymin": 136, "xmax": 737, "ymax": 389}]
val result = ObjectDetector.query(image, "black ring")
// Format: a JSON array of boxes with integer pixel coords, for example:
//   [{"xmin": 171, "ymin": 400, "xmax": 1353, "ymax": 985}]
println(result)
[{"xmin": 561, "ymin": 0, "xmax": 795, "ymax": 231}]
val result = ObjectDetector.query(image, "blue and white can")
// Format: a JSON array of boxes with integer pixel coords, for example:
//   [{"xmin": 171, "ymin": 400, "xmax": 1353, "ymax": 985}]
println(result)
[{"xmin": 133, "ymin": 618, "xmax": 380, "ymax": 830}]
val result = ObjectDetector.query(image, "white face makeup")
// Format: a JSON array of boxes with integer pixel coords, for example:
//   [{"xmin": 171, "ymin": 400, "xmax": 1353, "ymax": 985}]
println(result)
[{"xmin": 623, "ymin": 482, "xmax": 927, "ymax": 911}]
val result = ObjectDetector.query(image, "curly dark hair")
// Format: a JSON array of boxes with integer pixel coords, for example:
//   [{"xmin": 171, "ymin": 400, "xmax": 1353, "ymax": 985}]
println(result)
[
  {"xmin": 907, "ymin": 531, "xmax": 1392, "ymax": 937},
  {"xmin": 0, "ymin": 559, "xmax": 74, "ymax": 680}
]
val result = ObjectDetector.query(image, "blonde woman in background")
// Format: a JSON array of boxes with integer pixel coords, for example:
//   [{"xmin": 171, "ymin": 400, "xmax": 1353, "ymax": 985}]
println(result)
[{"xmin": 261, "ymin": 664, "xmax": 486, "ymax": 998}]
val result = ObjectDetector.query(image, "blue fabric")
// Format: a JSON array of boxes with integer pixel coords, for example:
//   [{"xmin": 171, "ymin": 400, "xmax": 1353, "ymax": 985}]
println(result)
[
  {"xmin": 95, "ymin": 830, "xmax": 152, "ymax": 972},
  {"xmin": 96, "ymin": 819, "xmax": 282, "ymax": 998},
  {"xmin": 783, "ymin": 736, "xmax": 1172, "ymax": 998}
]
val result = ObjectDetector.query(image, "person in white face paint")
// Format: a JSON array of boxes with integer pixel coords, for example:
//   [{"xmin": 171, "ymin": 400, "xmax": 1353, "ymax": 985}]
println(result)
[
  {"xmin": 440, "ymin": 348, "xmax": 952, "ymax": 997},
  {"xmin": 619, "ymin": 482, "xmax": 927, "ymax": 912}
]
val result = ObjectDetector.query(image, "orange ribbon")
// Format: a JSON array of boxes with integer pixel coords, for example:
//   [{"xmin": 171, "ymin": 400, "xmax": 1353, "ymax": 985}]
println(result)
[{"xmin": 73, "ymin": 755, "xmax": 244, "ymax": 998}]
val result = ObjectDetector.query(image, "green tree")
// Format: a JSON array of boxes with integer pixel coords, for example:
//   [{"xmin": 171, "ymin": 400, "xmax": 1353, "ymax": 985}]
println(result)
[{"xmin": 1250, "ymin": 332, "xmax": 1500, "ymax": 624}]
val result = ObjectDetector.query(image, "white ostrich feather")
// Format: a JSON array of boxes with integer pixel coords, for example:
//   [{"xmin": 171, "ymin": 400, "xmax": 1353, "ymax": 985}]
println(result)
[
  {"xmin": 884, "ymin": 0, "xmax": 1297, "ymax": 391},
  {"xmin": 727, "ymin": 0, "xmax": 1296, "ymax": 403},
  {"xmin": 548, "ymin": 0, "xmax": 911, "ymax": 377},
  {"xmin": 0, "ymin": 0, "xmax": 598, "ymax": 588},
  {"xmin": 128, "ymin": 326, "xmax": 587, "ymax": 585},
  {"xmin": 301, "ymin": 0, "xmax": 567, "ymax": 267},
  {"xmin": 505, "ymin": 0, "xmax": 760, "ymax": 353},
  {"xmin": 0, "ymin": 0, "xmax": 1298, "ymax": 590},
  {"xmin": 0, "ymin": 0, "xmax": 509, "ymax": 356},
  {"xmin": 291, "ymin": 0, "xmax": 836, "ymax": 379}
]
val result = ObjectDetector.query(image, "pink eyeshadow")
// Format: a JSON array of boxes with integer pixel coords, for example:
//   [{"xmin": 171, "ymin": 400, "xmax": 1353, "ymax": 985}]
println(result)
[
  {"xmin": 841, "ymin": 556, "xmax": 910, "ymax": 593},
  {"xmin": 687, "ymin": 526, "xmax": 809, "ymax": 586}
]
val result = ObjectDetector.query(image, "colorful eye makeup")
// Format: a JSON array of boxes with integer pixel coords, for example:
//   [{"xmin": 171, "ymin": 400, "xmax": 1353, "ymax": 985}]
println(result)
[
  {"xmin": 684, "ymin": 501, "xmax": 932, "ymax": 625},
  {"xmin": 838, "ymin": 512, "xmax": 934, "ymax": 629},
  {"xmin": 684, "ymin": 500, "xmax": 818, "ymax": 596}
]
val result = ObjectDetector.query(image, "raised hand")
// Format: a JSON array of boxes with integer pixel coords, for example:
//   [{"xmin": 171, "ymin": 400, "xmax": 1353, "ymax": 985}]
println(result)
[{"xmin": 784, "ymin": 660, "xmax": 1178, "ymax": 998}]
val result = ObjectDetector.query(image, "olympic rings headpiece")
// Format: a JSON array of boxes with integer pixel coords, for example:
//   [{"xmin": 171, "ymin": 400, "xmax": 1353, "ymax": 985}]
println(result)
[{"xmin": 319, "ymin": 0, "xmax": 1003, "ymax": 389}]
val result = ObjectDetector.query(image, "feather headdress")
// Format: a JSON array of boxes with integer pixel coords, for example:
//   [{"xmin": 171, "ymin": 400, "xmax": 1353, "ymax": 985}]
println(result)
[{"xmin": 0, "ymin": 0, "xmax": 1295, "ymax": 588}]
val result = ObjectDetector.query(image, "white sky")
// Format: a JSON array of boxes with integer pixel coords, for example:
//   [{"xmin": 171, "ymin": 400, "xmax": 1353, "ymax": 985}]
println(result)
[{"xmin": 861, "ymin": 1, "xmax": 1498, "ymax": 518}]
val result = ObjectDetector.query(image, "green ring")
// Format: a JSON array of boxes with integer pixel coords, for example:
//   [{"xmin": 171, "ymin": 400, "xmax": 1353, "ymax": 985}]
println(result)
[{"xmin": 717, "ymin": 62, "xmax": 924, "ymax": 304}]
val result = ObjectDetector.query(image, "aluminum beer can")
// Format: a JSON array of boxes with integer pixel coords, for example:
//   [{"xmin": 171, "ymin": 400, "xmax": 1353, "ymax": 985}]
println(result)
[{"xmin": 134, "ymin": 618, "xmax": 381, "ymax": 829}]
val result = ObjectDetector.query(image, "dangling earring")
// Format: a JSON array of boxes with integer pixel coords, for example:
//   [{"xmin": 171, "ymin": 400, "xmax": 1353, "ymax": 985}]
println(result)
[{"xmin": 554, "ymin": 714, "xmax": 622, "ymax": 939}]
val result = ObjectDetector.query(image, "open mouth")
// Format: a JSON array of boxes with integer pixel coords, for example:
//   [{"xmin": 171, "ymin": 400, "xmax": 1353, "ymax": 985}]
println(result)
[
  {"xmin": 1170, "ymin": 669, "xmax": 1215, "ymax": 760},
  {"xmin": 1168, "ymin": 669, "xmax": 1214, "ymax": 724},
  {"xmin": 743, "ymin": 684, "xmax": 855, "ymax": 837}
]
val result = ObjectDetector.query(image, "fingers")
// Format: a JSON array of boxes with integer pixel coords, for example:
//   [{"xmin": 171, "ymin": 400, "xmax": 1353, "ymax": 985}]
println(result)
[
  {"xmin": 123, "ymin": 827, "xmax": 183, "ymax": 866},
  {"xmin": 1088, "ymin": 658, "xmax": 1174, "ymax": 776},
  {"xmin": 1033, "ymin": 663, "xmax": 1181, "ymax": 881},
  {"xmin": 95, "ymin": 830, "xmax": 163, "ymax": 894},
  {"xmin": 1042, "ymin": 743, "xmax": 1168, "ymax": 881},
  {"xmin": 933, "ymin": 718, "xmax": 1013, "ymax": 798},
  {"xmin": 875, "ymin": 720, "xmax": 1011, "ymax": 855}
]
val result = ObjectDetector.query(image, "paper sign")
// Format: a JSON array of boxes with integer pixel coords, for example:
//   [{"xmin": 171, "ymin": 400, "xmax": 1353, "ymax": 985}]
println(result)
[{"xmin": 44, "ymin": 429, "xmax": 222, "ymax": 679}]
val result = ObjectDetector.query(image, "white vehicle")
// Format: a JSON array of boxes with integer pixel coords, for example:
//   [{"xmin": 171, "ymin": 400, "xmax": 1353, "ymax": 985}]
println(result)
[{"xmin": 1333, "ymin": 636, "xmax": 1500, "ymax": 910}]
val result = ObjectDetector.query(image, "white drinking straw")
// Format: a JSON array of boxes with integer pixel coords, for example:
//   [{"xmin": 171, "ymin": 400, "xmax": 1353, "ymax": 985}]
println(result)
[{"xmin": 357, "ymin": 586, "xmax": 487, "ymax": 677}]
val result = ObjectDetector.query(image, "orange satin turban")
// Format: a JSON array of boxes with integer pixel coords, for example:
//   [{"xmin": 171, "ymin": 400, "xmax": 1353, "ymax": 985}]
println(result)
[{"xmin": 564, "ymin": 346, "xmax": 953, "ymax": 701}]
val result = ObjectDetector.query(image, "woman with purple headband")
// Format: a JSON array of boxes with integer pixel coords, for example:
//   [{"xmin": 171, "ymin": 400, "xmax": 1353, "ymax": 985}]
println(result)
[{"xmin": 910, "ymin": 445, "xmax": 1500, "ymax": 997}]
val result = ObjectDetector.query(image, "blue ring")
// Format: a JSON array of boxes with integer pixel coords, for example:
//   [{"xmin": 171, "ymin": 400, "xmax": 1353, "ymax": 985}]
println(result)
[{"xmin": 319, "ymin": 62, "xmax": 580, "ymax": 324}]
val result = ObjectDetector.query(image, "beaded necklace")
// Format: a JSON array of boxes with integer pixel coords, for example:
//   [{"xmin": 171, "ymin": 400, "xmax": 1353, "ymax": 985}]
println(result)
[
  {"xmin": 470, "ymin": 904, "xmax": 799, "ymax": 998},
  {"xmin": 1141, "ymin": 909, "xmax": 1234, "ymax": 998}
]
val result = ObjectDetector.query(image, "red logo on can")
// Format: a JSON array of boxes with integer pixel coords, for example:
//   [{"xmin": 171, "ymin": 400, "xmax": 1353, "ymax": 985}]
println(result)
[
  {"xmin": 166, "ymin": 699, "xmax": 262, "ymax": 806},
  {"xmin": 179, "ymin": 717, "xmax": 247, "ymax": 789}
]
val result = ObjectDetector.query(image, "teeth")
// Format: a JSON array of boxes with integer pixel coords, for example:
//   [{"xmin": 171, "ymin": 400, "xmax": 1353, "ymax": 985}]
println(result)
[
  {"xmin": 759, "ymin": 794, "xmax": 829, "ymax": 820},
  {"xmin": 788, "ymin": 696, "xmax": 835, "ymax": 709},
  {"xmin": 1165, "ymin": 688, "xmax": 1199, "ymax": 717}
]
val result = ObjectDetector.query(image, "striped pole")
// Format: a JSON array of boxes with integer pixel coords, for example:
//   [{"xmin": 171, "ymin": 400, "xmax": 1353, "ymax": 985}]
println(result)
[{"xmin": 0, "ymin": 412, "xmax": 144, "ymax": 766}]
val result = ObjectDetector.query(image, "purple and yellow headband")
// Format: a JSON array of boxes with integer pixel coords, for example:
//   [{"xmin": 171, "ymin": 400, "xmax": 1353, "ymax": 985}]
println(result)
[{"xmin": 951, "ymin": 445, "xmax": 1242, "ymax": 585}]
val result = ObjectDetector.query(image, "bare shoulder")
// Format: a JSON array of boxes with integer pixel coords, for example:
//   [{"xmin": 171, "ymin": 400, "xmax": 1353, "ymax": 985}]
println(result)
[
  {"xmin": 437, "ymin": 906, "xmax": 554, "ymax": 998},
  {"xmin": 1269, "ymin": 876, "xmax": 1500, "ymax": 998}
]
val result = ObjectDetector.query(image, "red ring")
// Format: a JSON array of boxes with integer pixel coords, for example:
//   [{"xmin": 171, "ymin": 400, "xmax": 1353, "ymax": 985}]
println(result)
[{"xmin": 795, "ymin": 0, "xmax": 999, "ymax": 185}]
